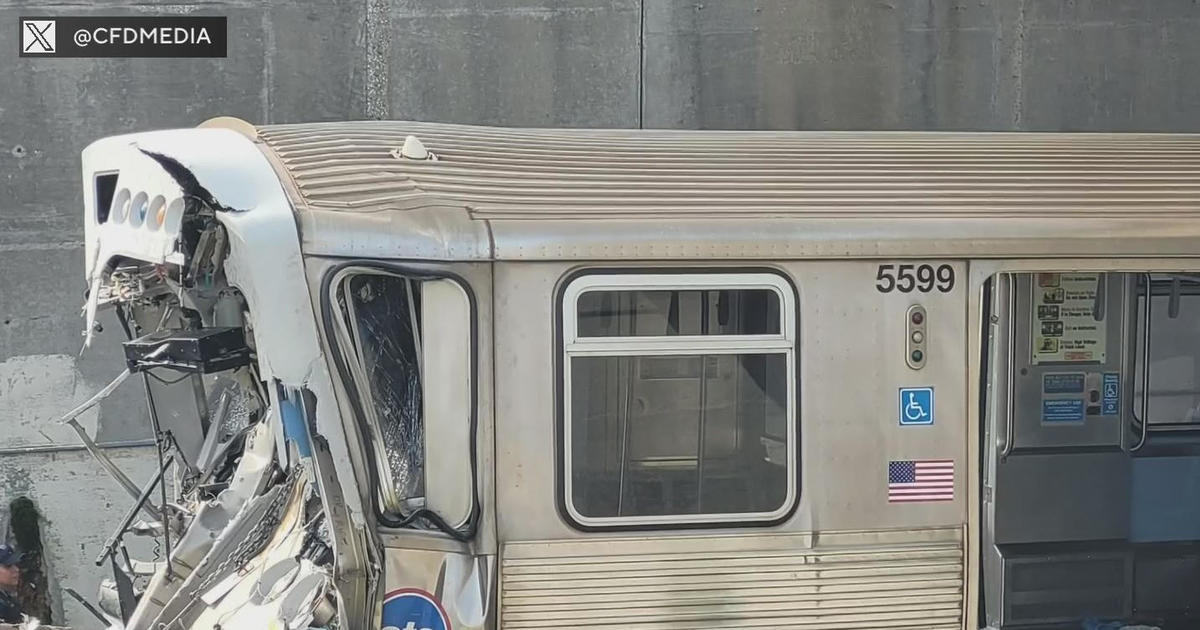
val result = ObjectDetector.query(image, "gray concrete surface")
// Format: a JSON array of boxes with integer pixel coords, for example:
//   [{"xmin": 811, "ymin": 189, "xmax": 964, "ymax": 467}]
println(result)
[
  {"xmin": 0, "ymin": 447, "xmax": 161, "ymax": 626},
  {"xmin": 643, "ymin": 0, "xmax": 1200, "ymax": 130},
  {"xmin": 2, "ymin": 0, "xmax": 1200, "ymax": 625}
]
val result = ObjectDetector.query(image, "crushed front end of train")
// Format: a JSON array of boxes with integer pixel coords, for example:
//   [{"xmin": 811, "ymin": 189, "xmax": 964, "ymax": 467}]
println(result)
[{"xmin": 64, "ymin": 123, "xmax": 378, "ymax": 630}]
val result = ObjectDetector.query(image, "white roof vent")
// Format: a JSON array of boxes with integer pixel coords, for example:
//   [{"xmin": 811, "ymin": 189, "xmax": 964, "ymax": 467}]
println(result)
[{"xmin": 394, "ymin": 135, "xmax": 438, "ymax": 161}]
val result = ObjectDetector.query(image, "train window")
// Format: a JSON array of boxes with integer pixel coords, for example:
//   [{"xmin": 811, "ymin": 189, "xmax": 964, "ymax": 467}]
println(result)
[
  {"xmin": 577, "ymin": 289, "xmax": 781, "ymax": 337},
  {"xmin": 1134, "ymin": 274, "xmax": 1200, "ymax": 427},
  {"xmin": 561, "ymin": 272, "xmax": 797, "ymax": 528},
  {"xmin": 334, "ymin": 271, "xmax": 475, "ymax": 531}
]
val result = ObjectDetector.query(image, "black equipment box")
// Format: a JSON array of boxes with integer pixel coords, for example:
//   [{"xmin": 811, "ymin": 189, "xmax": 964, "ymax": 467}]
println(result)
[{"xmin": 123, "ymin": 327, "xmax": 251, "ymax": 374}]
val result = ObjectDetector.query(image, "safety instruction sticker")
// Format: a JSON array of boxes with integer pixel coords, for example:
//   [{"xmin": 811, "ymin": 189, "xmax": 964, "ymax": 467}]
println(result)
[
  {"xmin": 1102, "ymin": 373, "xmax": 1120, "ymax": 416},
  {"xmin": 1043, "ymin": 399, "xmax": 1085, "ymax": 423},
  {"xmin": 381, "ymin": 588, "xmax": 451, "ymax": 630},
  {"xmin": 1031, "ymin": 273, "xmax": 1107, "ymax": 364},
  {"xmin": 1043, "ymin": 373, "xmax": 1085, "ymax": 394}
]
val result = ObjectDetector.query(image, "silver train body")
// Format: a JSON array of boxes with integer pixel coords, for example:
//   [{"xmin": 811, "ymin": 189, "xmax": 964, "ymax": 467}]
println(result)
[{"xmin": 77, "ymin": 119, "xmax": 1200, "ymax": 629}]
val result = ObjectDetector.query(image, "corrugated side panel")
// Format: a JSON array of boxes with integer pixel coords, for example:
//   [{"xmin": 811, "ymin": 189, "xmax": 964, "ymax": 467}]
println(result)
[{"xmin": 500, "ymin": 528, "xmax": 963, "ymax": 629}]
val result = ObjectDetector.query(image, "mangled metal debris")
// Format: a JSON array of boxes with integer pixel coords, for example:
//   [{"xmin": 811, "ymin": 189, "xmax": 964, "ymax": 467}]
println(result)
[{"xmin": 61, "ymin": 142, "xmax": 344, "ymax": 630}]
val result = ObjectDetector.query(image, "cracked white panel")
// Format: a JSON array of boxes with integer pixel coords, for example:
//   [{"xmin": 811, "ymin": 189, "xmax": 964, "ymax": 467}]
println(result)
[{"xmin": 79, "ymin": 127, "xmax": 366, "ymax": 525}]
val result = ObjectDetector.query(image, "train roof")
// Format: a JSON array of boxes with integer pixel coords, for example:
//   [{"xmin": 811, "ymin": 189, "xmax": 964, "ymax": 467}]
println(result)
[{"xmin": 207, "ymin": 118, "xmax": 1200, "ymax": 261}]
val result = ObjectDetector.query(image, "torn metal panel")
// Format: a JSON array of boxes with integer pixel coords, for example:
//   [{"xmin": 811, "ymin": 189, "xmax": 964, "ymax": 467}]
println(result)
[
  {"xmin": 75, "ymin": 125, "xmax": 371, "ymax": 630},
  {"xmin": 123, "ymin": 421, "xmax": 276, "ymax": 630},
  {"xmin": 381, "ymin": 546, "xmax": 492, "ymax": 630},
  {"xmin": 80, "ymin": 126, "xmax": 367, "ymax": 521},
  {"xmin": 189, "ymin": 472, "xmax": 333, "ymax": 630}
]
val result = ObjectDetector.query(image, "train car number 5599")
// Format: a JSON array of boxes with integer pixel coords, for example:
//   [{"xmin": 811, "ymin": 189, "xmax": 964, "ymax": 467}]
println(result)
[{"xmin": 876, "ymin": 263, "xmax": 955, "ymax": 293}]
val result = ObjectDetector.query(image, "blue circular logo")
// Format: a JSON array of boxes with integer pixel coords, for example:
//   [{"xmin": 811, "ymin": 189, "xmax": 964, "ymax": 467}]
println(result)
[{"xmin": 381, "ymin": 588, "xmax": 451, "ymax": 630}]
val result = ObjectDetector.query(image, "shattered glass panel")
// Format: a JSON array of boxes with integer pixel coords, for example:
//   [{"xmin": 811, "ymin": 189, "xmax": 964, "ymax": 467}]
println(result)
[
  {"xmin": 345, "ymin": 275, "xmax": 425, "ymax": 502},
  {"xmin": 204, "ymin": 376, "xmax": 255, "ymax": 438}
]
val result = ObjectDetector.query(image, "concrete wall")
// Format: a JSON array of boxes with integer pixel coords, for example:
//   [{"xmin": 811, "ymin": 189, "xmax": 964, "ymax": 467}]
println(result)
[
  {"xmin": 0, "ymin": 448, "xmax": 161, "ymax": 625},
  {"xmin": 2, "ymin": 0, "xmax": 1200, "ymax": 625},
  {"xmin": 643, "ymin": 0, "xmax": 1200, "ymax": 130}
]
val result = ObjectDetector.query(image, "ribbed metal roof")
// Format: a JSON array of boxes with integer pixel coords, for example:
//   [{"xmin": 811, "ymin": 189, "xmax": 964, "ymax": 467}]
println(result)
[{"xmin": 251, "ymin": 121, "xmax": 1200, "ymax": 220}]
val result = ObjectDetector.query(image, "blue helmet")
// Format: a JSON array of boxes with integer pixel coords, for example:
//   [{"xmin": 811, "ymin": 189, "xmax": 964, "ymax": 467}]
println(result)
[{"xmin": 0, "ymin": 545, "xmax": 21, "ymax": 567}]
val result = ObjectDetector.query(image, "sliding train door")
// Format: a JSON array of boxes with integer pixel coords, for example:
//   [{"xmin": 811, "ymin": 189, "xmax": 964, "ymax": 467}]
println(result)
[
  {"xmin": 983, "ymin": 271, "xmax": 1200, "ymax": 629},
  {"xmin": 983, "ymin": 272, "xmax": 1131, "ymax": 628}
]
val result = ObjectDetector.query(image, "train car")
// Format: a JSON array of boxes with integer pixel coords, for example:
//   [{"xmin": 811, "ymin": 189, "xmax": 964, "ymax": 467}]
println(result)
[{"xmin": 74, "ymin": 119, "xmax": 1200, "ymax": 629}]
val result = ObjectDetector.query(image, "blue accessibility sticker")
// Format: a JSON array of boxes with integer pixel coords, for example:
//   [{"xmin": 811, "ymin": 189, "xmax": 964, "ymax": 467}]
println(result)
[
  {"xmin": 1043, "ymin": 399, "xmax": 1084, "ymax": 423},
  {"xmin": 381, "ymin": 588, "xmax": 451, "ymax": 630},
  {"xmin": 1101, "ymin": 373, "xmax": 1120, "ymax": 416},
  {"xmin": 899, "ymin": 387, "xmax": 934, "ymax": 425}
]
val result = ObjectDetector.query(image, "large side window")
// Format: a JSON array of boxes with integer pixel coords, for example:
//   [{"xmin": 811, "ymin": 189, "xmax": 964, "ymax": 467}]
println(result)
[
  {"xmin": 561, "ymin": 272, "xmax": 797, "ymax": 528},
  {"xmin": 333, "ymin": 270, "xmax": 475, "ymax": 534},
  {"xmin": 1135, "ymin": 274, "xmax": 1200, "ymax": 427}
]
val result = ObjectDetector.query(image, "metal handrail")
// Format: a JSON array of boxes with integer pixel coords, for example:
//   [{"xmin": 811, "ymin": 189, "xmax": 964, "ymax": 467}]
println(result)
[
  {"xmin": 1001, "ymin": 276, "xmax": 1016, "ymax": 459},
  {"xmin": 1132, "ymin": 273, "xmax": 1152, "ymax": 452}
]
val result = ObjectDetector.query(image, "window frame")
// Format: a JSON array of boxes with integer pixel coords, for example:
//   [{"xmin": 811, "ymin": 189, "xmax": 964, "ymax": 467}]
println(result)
[
  {"xmin": 322, "ymin": 262, "xmax": 481, "ymax": 540},
  {"xmin": 558, "ymin": 270, "xmax": 800, "ymax": 530},
  {"xmin": 1133, "ymin": 273, "xmax": 1200, "ymax": 431}
]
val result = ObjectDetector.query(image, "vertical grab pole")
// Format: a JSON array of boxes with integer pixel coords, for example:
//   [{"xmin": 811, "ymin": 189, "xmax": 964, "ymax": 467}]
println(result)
[
  {"xmin": 1132, "ymin": 273, "xmax": 1152, "ymax": 452},
  {"xmin": 1001, "ymin": 275, "xmax": 1016, "ymax": 460},
  {"xmin": 695, "ymin": 292, "xmax": 710, "ymax": 512}
]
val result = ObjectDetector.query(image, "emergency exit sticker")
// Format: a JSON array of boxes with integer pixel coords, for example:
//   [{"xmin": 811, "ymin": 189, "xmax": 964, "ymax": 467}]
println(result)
[{"xmin": 1043, "ymin": 399, "xmax": 1085, "ymax": 423}]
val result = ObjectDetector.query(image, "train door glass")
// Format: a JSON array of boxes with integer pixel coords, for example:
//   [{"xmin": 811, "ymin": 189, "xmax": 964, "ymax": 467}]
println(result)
[
  {"xmin": 982, "ymin": 272, "xmax": 1200, "ymax": 630},
  {"xmin": 1133, "ymin": 274, "xmax": 1200, "ymax": 428}
]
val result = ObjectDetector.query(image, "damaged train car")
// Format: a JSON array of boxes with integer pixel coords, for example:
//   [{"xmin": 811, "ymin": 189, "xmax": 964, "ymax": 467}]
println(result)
[
  {"xmin": 72, "ymin": 118, "xmax": 492, "ymax": 630},
  {"xmin": 73, "ymin": 119, "xmax": 1200, "ymax": 630},
  {"xmin": 70, "ymin": 119, "xmax": 380, "ymax": 630}
]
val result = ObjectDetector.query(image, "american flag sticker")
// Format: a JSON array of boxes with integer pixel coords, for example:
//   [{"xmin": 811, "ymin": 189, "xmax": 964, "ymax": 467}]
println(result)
[{"xmin": 888, "ymin": 459, "xmax": 955, "ymax": 503}]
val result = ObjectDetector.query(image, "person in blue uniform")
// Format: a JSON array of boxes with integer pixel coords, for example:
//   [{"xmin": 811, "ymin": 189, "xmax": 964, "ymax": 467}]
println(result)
[{"xmin": 0, "ymin": 545, "xmax": 22, "ymax": 624}]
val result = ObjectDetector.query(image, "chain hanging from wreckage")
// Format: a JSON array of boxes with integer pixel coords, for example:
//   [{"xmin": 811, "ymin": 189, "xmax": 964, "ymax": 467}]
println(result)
[{"xmin": 149, "ymin": 468, "xmax": 302, "ymax": 630}]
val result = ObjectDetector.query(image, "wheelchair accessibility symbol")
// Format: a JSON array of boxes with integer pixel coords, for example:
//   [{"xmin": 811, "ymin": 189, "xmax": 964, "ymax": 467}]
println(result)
[{"xmin": 899, "ymin": 387, "xmax": 934, "ymax": 426}]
